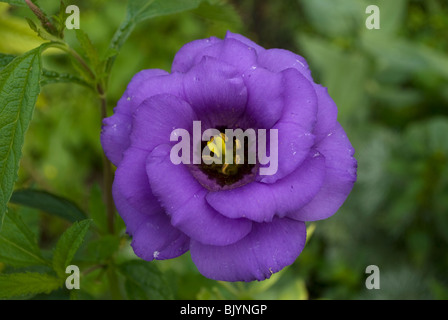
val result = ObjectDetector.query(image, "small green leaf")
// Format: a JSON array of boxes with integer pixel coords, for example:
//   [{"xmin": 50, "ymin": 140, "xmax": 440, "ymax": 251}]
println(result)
[
  {"xmin": 192, "ymin": 1, "xmax": 242, "ymax": 29},
  {"xmin": 41, "ymin": 69, "xmax": 91, "ymax": 87},
  {"xmin": 128, "ymin": 0, "xmax": 203, "ymax": 24},
  {"xmin": 119, "ymin": 260, "xmax": 173, "ymax": 300},
  {"xmin": 0, "ymin": 47, "xmax": 42, "ymax": 229},
  {"xmin": 25, "ymin": 17, "xmax": 38, "ymax": 33},
  {"xmin": 0, "ymin": 209, "xmax": 47, "ymax": 267},
  {"xmin": 0, "ymin": 272, "xmax": 62, "ymax": 299},
  {"xmin": 106, "ymin": 0, "xmax": 204, "ymax": 74},
  {"xmin": 75, "ymin": 29, "xmax": 100, "ymax": 74},
  {"xmin": 10, "ymin": 189, "xmax": 88, "ymax": 222},
  {"xmin": 52, "ymin": 219, "xmax": 92, "ymax": 278}
]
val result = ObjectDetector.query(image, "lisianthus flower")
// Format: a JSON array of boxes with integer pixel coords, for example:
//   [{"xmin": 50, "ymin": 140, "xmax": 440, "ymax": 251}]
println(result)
[{"xmin": 101, "ymin": 31, "xmax": 357, "ymax": 282}]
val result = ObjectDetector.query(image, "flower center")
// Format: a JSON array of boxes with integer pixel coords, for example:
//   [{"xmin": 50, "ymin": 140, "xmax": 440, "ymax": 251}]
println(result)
[{"xmin": 199, "ymin": 130, "xmax": 255, "ymax": 186}]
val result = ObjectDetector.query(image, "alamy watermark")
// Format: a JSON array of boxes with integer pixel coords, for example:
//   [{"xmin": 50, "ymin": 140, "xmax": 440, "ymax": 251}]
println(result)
[
  {"xmin": 65, "ymin": 265, "xmax": 80, "ymax": 290},
  {"xmin": 170, "ymin": 121, "xmax": 279, "ymax": 176},
  {"xmin": 365, "ymin": 265, "xmax": 380, "ymax": 289}
]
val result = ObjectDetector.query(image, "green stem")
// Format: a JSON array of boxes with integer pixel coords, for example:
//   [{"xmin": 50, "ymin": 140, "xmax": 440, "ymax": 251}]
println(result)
[
  {"xmin": 98, "ymin": 85, "xmax": 116, "ymax": 235},
  {"xmin": 49, "ymin": 42, "xmax": 116, "ymax": 234},
  {"xmin": 107, "ymin": 267, "xmax": 123, "ymax": 300}
]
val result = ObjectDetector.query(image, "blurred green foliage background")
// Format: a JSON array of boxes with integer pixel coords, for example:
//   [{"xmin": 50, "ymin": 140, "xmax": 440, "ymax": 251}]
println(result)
[{"xmin": 1, "ymin": 0, "xmax": 447, "ymax": 299}]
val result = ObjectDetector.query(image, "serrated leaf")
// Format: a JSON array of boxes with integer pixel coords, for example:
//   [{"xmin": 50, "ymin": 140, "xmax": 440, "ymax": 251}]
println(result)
[
  {"xmin": 10, "ymin": 189, "xmax": 88, "ymax": 223},
  {"xmin": 1, "ymin": 53, "xmax": 90, "ymax": 87},
  {"xmin": 0, "ymin": 209, "xmax": 47, "ymax": 267},
  {"xmin": 52, "ymin": 219, "xmax": 92, "ymax": 278},
  {"xmin": 41, "ymin": 69, "xmax": 91, "ymax": 87},
  {"xmin": 75, "ymin": 29, "xmax": 99, "ymax": 75},
  {"xmin": 119, "ymin": 260, "xmax": 173, "ymax": 300},
  {"xmin": 0, "ymin": 272, "xmax": 62, "ymax": 299},
  {"xmin": 0, "ymin": 47, "xmax": 42, "ymax": 228}
]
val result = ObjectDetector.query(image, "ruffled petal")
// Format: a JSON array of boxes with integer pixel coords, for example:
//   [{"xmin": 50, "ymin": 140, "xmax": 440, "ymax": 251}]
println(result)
[
  {"xmin": 183, "ymin": 56, "xmax": 247, "ymax": 128},
  {"xmin": 313, "ymin": 84, "xmax": 338, "ymax": 142},
  {"xmin": 112, "ymin": 147, "xmax": 163, "ymax": 236},
  {"xmin": 130, "ymin": 94, "xmax": 197, "ymax": 152},
  {"xmin": 101, "ymin": 70, "xmax": 184, "ymax": 166},
  {"xmin": 189, "ymin": 37, "xmax": 258, "ymax": 73},
  {"xmin": 242, "ymin": 66, "xmax": 284, "ymax": 129},
  {"xmin": 288, "ymin": 123, "xmax": 357, "ymax": 221},
  {"xmin": 259, "ymin": 68, "xmax": 318, "ymax": 183},
  {"xmin": 101, "ymin": 112, "xmax": 132, "ymax": 167},
  {"xmin": 190, "ymin": 217, "xmax": 306, "ymax": 282},
  {"xmin": 225, "ymin": 31, "xmax": 265, "ymax": 54},
  {"xmin": 146, "ymin": 144, "xmax": 253, "ymax": 246},
  {"xmin": 131, "ymin": 213, "xmax": 190, "ymax": 260},
  {"xmin": 257, "ymin": 48, "xmax": 312, "ymax": 80},
  {"xmin": 171, "ymin": 36, "xmax": 221, "ymax": 73},
  {"xmin": 206, "ymin": 152, "xmax": 325, "ymax": 222}
]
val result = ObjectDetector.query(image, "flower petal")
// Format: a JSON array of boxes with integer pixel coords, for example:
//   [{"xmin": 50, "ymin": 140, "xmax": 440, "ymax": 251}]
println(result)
[
  {"xmin": 131, "ymin": 213, "xmax": 190, "ymax": 260},
  {"xmin": 314, "ymin": 84, "xmax": 338, "ymax": 142},
  {"xmin": 101, "ymin": 70, "xmax": 184, "ymax": 166},
  {"xmin": 190, "ymin": 217, "xmax": 306, "ymax": 282},
  {"xmin": 112, "ymin": 147, "xmax": 163, "ymax": 236},
  {"xmin": 257, "ymin": 48, "xmax": 312, "ymax": 80},
  {"xmin": 225, "ymin": 31, "xmax": 265, "ymax": 54},
  {"xmin": 288, "ymin": 123, "xmax": 357, "ymax": 221},
  {"xmin": 206, "ymin": 152, "xmax": 325, "ymax": 222},
  {"xmin": 190, "ymin": 37, "xmax": 258, "ymax": 73},
  {"xmin": 146, "ymin": 144, "xmax": 253, "ymax": 246},
  {"xmin": 242, "ymin": 66, "xmax": 284, "ymax": 129},
  {"xmin": 171, "ymin": 36, "xmax": 221, "ymax": 73},
  {"xmin": 183, "ymin": 56, "xmax": 248, "ymax": 128},
  {"xmin": 101, "ymin": 112, "xmax": 132, "ymax": 167},
  {"xmin": 130, "ymin": 94, "xmax": 197, "ymax": 152},
  {"xmin": 259, "ymin": 68, "xmax": 318, "ymax": 183}
]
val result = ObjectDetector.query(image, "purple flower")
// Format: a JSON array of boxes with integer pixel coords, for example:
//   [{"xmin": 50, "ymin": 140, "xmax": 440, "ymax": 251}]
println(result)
[{"xmin": 101, "ymin": 31, "xmax": 357, "ymax": 282}]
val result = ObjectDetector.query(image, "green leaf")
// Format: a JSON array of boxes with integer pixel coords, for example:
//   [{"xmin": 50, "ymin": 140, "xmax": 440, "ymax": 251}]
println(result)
[
  {"xmin": 119, "ymin": 260, "xmax": 173, "ymax": 300},
  {"xmin": 361, "ymin": 34, "xmax": 448, "ymax": 79},
  {"xmin": 192, "ymin": 1, "xmax": 242, "ymax": 29},
  {"xmin": 75, "ymin": 29, "xmax": 100, "ymax": 75},
  {"xmin": 0, "ymin": 209, "xmax": 47, "ymax": 267},
  {"xmin": 0, "ymin": 272, "xmax": 62, "ymax": 299},
  {"xmin": 128, "ymin": 0, "xmax": 203, "ymax": 24},
  {"xmin": 41, "ymin": 69, "xmax": 91, "ymax": 87},
  {"xmin": 0, "ymin": 53, "xmax": 15, "ymax": 70},
  {"xmin": 106, "ymin": 0, "xmax": 204, "ymax": 74},
  {"xmin": 52, "ymin": 219, "xmax": 92, "ymax": 278},
  {"xmin": 0, "ymin": 0, "xmax": 27, "ymax": 7},
  {"xmin": 85, "ymin": 235, "xmax": 120, "ymax": 262},
  {"xmin": 10, "ymin": 189, "xmax": 88, "ymax": 222},
  {"xmin": 0, "ymin": 47, "xmax": 42, "ymax": 229},
  {"xmin": 300, "ymin": 0, "xmax": 364, "ymax": 37},
  {"xmin": 297, "ymin": 35, "xmax": 368, "ymax": 122},
  {"xmin": 0, "ymin": 53, "xmax": 90, "ymax": 87}
]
